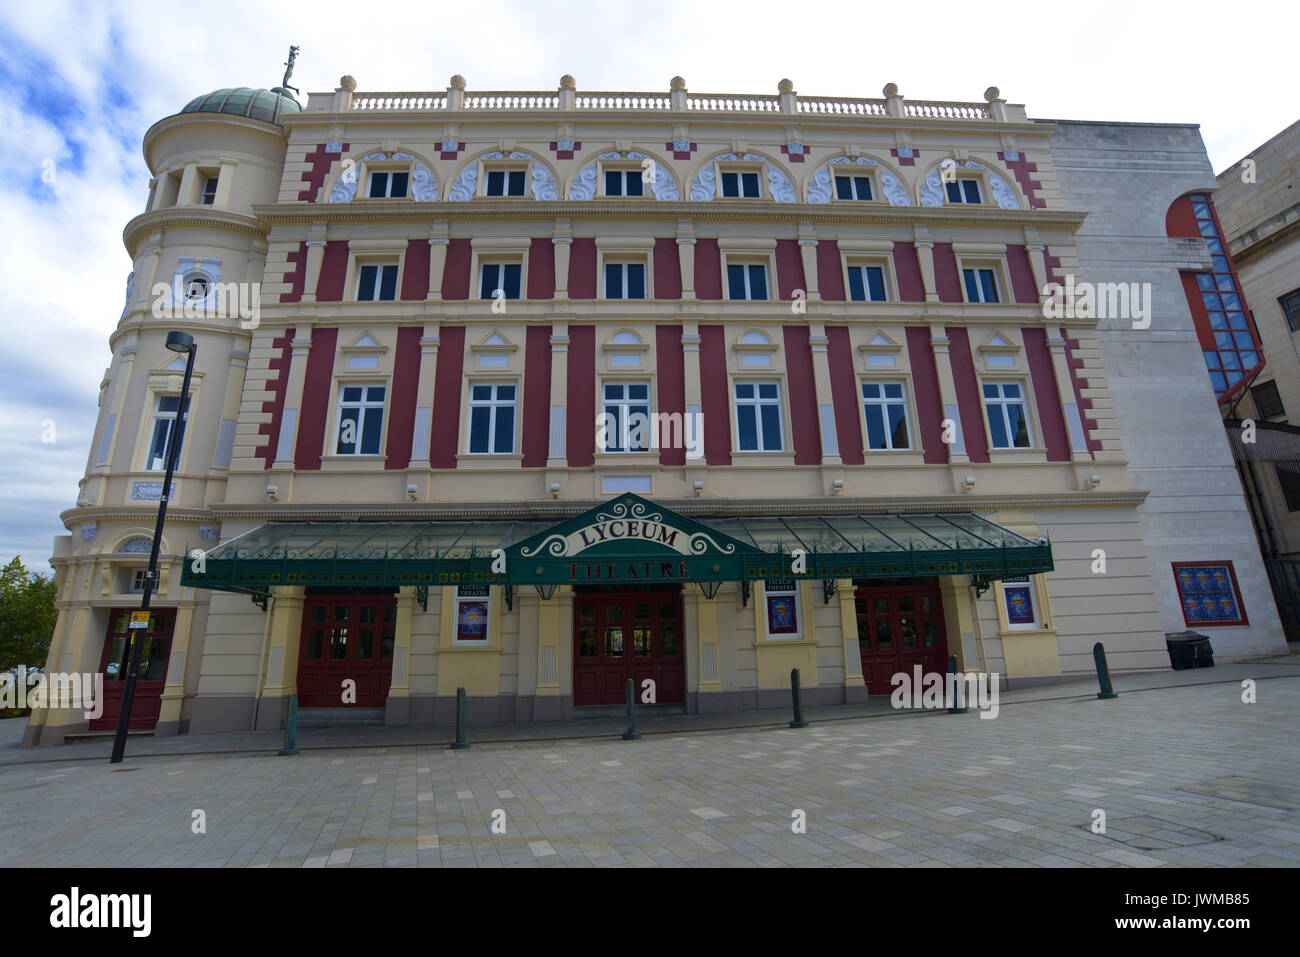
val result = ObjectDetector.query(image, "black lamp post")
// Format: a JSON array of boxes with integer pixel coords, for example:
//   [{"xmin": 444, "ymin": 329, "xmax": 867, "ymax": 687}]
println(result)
[{"xmin": 110, "ymin": 330, "xmax": 196, "ymax": 764}]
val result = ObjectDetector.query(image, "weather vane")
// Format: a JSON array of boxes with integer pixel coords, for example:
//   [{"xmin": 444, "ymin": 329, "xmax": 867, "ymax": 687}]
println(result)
[{"xmin": 281, "ymin": 45, "xmax": 300, "ymax": 95}]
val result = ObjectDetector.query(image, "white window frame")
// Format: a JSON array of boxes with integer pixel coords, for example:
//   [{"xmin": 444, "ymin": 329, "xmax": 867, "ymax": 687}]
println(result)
[
  {"xmin": 602, "ymin": 166, "xmax": 647, "ymax": 198},
  {"xmin": 466, "ymin": 381, "xmax": 518, "ymax": 455},
  {"xmin": 478, "ymin": 261, "xmax": 523, "ymax": 301},
  {"xmin": 719, "ymin": 166, "xmax": 763, "ymax": 199},
  {"xmin": 482, "ymin": 166, "xmax": 527, "ymax": 197},
  {"xmin": 335, "ymin": 383, "xmax": 387, "ymax": 456},
  {"xmin": 763, "ymin": 578, "xmax": 803, "ymax": 640},
  {"xmin": 603, "ymin": 260, "xmax": 648, "ymax": 300},
  {"xmin": 861, "ymin": 381, "xmax": 912, "ymax": 451},
  {"xmin": 365, "ymin": 168, "xmax": 410, "ymax": 199},
  {"xmin": 983, "ymin": 380, "xmax": 1034, "ymax": 450},
  {"xmin": 946, "ymin": 177, "xmax": 984, "ymax": 205},
  {"xmin": 847, "ymin": 263, "xmax": 890, "ymax": 302},
  {"xmin": 145, "ymin": 394, "xmax": 190, "ymax": 471},
  {"xmin": 834, "ymin": 172, "xmax": 875, "ymax": 201},
  {"xmin": 962, "ymin": 266, "xmax": 1001, "ymax": 304},
  {"xmin": 734, "ymin": 381, "xmax": 784, "ymax": 452},
  {"xmin": 726, "ymin": 261, "xmax": 771, "ymax": 301},
  {"xmin": 355, "ymin": 262, "xmax": 400, "ymax": 302},
  {"xmin": 600, "ymin": 381, "xmax": 652, "ymax": 453},
  {"xmin": 200, "ymin": 176, "xmax": 219, "ymax": 205}
]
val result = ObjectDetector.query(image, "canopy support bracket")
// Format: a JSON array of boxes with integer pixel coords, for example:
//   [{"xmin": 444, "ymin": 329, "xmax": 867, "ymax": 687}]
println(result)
[
  {"xmin": 822, "ymin": 578, "xmax": 836, "ymax": 604},
  {"xmin": 415, "ymin": 584, "xmax": 428, "ymax": 613}
]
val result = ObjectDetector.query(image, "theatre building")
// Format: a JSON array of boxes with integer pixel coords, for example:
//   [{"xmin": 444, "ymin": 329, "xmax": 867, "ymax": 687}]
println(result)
[{"xmin": 28, "ymin": 71, "xmax": 1282, "ymax": 744}]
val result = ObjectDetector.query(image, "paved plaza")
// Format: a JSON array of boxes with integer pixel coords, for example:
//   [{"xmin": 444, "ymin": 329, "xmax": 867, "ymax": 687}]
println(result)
[{"xmin": 2, "ymin": 664, "xmax": 1298, "ymax": 867}]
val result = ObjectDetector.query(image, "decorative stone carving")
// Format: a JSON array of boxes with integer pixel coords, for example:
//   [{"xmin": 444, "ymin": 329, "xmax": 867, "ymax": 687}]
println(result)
[
  {"xmin": 672, "ymin": 139, "xmax": 691, "ymax": 153},
  {"xmin": 325, "ymin": 140, "xmax": 343, "ymax": 153},
  {"xmin": 987, "ymin": 170, "xmax": 1021, "ymax": 209},
  {"xmin": 130, "ymin": 482, "xmax": 175, "ymax": 501},
  {"xmin": 879, "ymin": 169, "xmax": 909, "ymax": 206},
  {"xmin": 1003, "ymin": 149, "xmax": 1020, "ymax": 162},
  {"xmin": 117, "ymin": 536, "xmax": 153, "ymax": 553},
  {"xmin": 532, "ymin": 163, "xmax": 558, "ymax": 200},
  {"xmin": 439, "ymin": 140, "xmax": 459, "ymax": 153},
  {"xmin": 448, "ymin": 161, "xmax": 479, "ymax": 201},
  {"xmin": 81, "ymin": 523, "xmax": 98, "ymax": 542},
  {"xmin": 808, "ymin": 156, "xmax": 910, "ymax": 206},
  {"xmin": 569, "ymin": 152, "xmax": 620, "ymax": 200},
  {"xmin": 920, "ymin": 169, "xmax": 945, "ymax": 207},
  {"xmin": 199, "ymin": 525, "xmax": 221, "ymax": 542},
  {"xmin": 766, "ymin": 163, "xmax": 796, "ymax": 203},
  {"xmin": 410, "ymin": 164, "xmax": 437, "ymax": 201},
  {"xmin": 689, "ymin": 163, "xmax": 717, "ymax": 201},
  {"xmin": 556, "ymin": 139, "xmax": 575, "ymax": 152}
]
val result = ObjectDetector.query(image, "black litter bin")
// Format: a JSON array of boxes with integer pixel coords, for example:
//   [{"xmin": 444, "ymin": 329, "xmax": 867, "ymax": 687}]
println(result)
[{"xmin": 1166, "ymin": 631, "xmax": 1214, "ymax": 670}]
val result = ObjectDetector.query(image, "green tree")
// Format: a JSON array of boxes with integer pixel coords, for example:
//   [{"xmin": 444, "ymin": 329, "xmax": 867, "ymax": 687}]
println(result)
[{"xmin": 0, "ymin": 557, "xmax": 58, "ymax": 672}]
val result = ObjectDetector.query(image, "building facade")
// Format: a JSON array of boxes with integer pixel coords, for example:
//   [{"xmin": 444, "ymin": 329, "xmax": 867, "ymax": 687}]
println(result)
[{"xmin": 26, "ymin": 74, "xmax": 1285, "ymax": 746}]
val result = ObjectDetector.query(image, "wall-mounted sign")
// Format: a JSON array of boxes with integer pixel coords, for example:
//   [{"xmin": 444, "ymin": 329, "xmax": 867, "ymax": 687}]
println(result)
[{"xmin": 1172, "ymin": 562, "xmax": 1247, "ymax": 626}]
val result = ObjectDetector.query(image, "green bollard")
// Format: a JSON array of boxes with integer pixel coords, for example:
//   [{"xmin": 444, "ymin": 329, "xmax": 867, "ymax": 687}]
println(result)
[
  {"xmin": 789, "ymin": 667, "xmax": 809, "ymax": 728},
  {"xmin": 451, "ymin": 686, "xmax": 471, "ymax": 750},
  {"xmin": 622, "ymin": 678, "xmax": 641, "ymax": 740},
  {"xmin": 1093, "ymin": 642, "xmax": 1119, "ymax": 700},
  {"xmin": 947, "ymin": 655, "xmax": 968, "ymax": 714},
  {"xmin": 278, "ymin": 693, "xmax": 300, "ymax": 755}
]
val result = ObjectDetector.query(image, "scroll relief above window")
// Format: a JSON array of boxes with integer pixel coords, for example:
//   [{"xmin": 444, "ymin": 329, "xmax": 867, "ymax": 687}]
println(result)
[
  {"xmin": 447, "ymin": 151, "xmax": 559, "ymax": 201},
  {"xmin": 569, "ymin": 151, "xmax": 679, "ymax": 200},
  {"xmin": 329, "ymin": 151, "xmax": 438, "ymax": 203},
  {"xmin": 807, "ymin": 156, "xmax": 910, "ymax": 206},
  {"xmin": 689, "ymin": 153, "xmax": 796, "ymax": 203},
  {"xmin": 919, "ymin": 160, "xmax": 1020, "ymax": 209}
]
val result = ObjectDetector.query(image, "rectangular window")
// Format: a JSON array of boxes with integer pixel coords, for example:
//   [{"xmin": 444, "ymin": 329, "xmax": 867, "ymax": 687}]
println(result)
[
  {"xmin": 479, "ymin": 262, "xmax": 522, "ymax": 300},
  {"xmin": 835, "ymin": 175, "xmax": 873, "ymax": 201},
  {"xmin": 1280, "ymin": 289, "xmax": 1300, "ymax": 333},
  {"xmin": 1001, "ymin": 575, "xmax": 1040, "ymax": 629},
  {"xmin": 336, "ymin": 385, "xmax": 386, "ymax": 455},
  {"xmin": 145, "ymin": 395, "xmax": 190, "ymax": 471},
  {"xmin": 847, "ymin": 265, "xmax": 888, "ymax": 302},
  {"xmin": 129, "ymin": 569, "xmax": 150, "ymax": 593},
  {"xmin": 946, "ymin": 179, "xmax": 982, "ymax": 204},
  {"xmin": 601, "ymin": 383, "xmax": 651, "ymax": 452},
  {"xmin": 604, "ymin": 262, "xmax": 647, "ymax": 300},
  {"xmin": 721, "ymin": 170, "xmax": 761, "ymax": 198},
  {"xmin": 485, "ymin": 169, "xmax": 526, "ymax": 196},
  {"xmin": 862, "ymin": 382, "xmax": 911, "ymax": 450},
  {"xmin": 604, "ymin": 169, "xmax": 644, "ymax": 197},
  {"xmin": 468, "ymin": 383, "xmax": 517, "ymax": 454},
  {"xmin": 983, "ymin": 381, "xmax": 1032, "ymax": 449},
  {"xmin": 962, "ymin": 267, "xmax": 1000, "ymax": 303},
  {"xmin": 356, "ymin": 263, "xmax": 399, "ymax": 301},
  {"xmin": 1276, "ymin": 466, "xmax": 1300, "ymax": 512},
  {"xmin": 200, "ymin": 176, "xmax": 218, "ymax": 205},
  {"xmin": 726, "ymin": 263, "xmax": 769, "ymax": 301},
  {"xmin": 455, "ymin": 584, "xmax": 491, "ymax": 644},
  {"xmin": 1252, "ymin": 380, "xmax": 1285, "ymax": 420},
  {"xmin": 367, "ymin": 170, "xmax": 409, "ymax": 199},
  {"xmin": 764, "ymin": 578, "xmax": 801, "ymax": 639},
  {"xmin": 1172, "ymin": 562, "xmax": 1248, "ymax": 626},
  {"xmin": 735, "ymin": 382, "xmax": 783, "ymax": 452}
]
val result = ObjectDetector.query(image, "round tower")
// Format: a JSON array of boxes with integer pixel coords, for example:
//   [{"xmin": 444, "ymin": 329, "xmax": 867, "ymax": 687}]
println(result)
[{"xmin": 29, "ymin": 84, "xmax": 295, "ymax": 745}]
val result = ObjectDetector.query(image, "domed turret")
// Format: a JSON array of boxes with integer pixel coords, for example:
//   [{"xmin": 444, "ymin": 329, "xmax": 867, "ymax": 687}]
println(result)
[{"xmin": 180, "ymin": 87, "xmax": 301, "ymax": 125}]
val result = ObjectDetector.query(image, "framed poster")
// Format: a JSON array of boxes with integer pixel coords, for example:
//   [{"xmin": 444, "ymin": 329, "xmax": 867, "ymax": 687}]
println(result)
[
  {"xmin": 455, "ymin": 583, "xmax": 492, "ymax": 643},
  {"xmin": 1172, "ymin": 562, "xmax": 1247, "ymax": 626},
  {"xmin": 764, "ymin": 579, "xmax": 800, "ymax": 638}
]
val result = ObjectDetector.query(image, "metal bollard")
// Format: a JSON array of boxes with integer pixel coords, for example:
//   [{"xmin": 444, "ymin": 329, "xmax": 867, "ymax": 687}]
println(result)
[
  {"xmin": 789, "ymin": 667, "xmax": 809, "ymax": 728},
  {"xmin": 278, "ymin": 693, "xmax": 300, "ymax": 756},
  {"xmin": 451, "ymin": 686, "xmax": 471, "ymax": 750},
  {"xmin": 1093, "ymin": 642, "xmax": 1119, "ymax": 699},
  {"xmin": 622, "ymin": 678, "xmax": 641, "ymax": 740},
  {"xmin": 947, "ymin": 655, "xmax": 968, "ymax": 714}
]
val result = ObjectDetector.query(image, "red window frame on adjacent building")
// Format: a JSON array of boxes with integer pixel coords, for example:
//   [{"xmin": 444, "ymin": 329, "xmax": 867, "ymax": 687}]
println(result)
[{"xmin": 1171, "ymin": 561, "xmax": 1248, "ymax": 627}]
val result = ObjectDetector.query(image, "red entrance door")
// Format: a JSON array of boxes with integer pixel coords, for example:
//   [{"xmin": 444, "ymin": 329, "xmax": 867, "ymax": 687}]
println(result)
[
  {"xmin": 298, "ymin": 592, "xmax": 396, "ymax": 708},
  {"xmin": 90, "ymin": 608, "xmax": 175, "ymax": 730},
  {"xmin": 855, "ymin": 579, "xmax": 948, "ymax": 695},
  {"xmin": 573, "ymin": 590, "xmax": 684, "ymax": 706}
]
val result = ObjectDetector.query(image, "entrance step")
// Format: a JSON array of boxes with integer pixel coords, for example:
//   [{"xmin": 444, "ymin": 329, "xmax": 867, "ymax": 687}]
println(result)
[{"xmin": 296, "ymin": 707, "xmax": 385, "ymax": 727}]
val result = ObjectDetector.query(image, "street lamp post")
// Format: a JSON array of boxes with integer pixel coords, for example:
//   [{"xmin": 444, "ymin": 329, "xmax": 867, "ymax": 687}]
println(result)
[{"xmin": 110, "ymin": 331, "xmax": 196, "ymax": 764}]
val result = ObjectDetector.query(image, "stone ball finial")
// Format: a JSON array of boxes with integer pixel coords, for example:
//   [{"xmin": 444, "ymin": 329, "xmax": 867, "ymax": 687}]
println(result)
[
  {"xmin": 560, "ymin": 74, "xmax": 576, "ymax": 90},
  {"xmin": 882, "ymin": 82, "xmax": 899, "ymax": 97},
  {"xmin": 339, "ymin": 75, "xmax": 357, "ymax": 91},
  {"xmin": 984, "ymin": 86, "xmax": 1001, "ymax": 102},
  {"xmin": 670, "ymin": 75, "xmax": 686, "ymax": 91},
  {"xmin": 450, "ymin": 74, "xmax": 467, "ymax": 89},
  {"xmin": 778, "ymin": 78, "xmax": 794, "ymax": 94}
]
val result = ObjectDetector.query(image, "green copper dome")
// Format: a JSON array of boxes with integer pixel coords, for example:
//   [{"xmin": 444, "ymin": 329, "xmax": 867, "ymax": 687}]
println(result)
[{"xmin": 180, "ymin": 87, "xmax": 301, "ymax": 125}]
